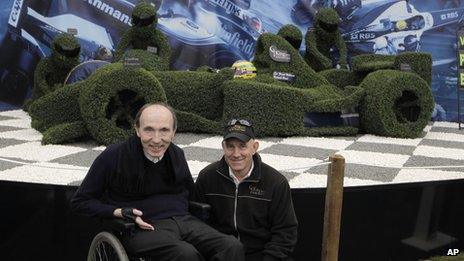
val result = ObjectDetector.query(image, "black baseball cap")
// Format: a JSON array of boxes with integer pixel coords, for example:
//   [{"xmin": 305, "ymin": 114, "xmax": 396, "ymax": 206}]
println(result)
[{"xmin": 223, "ymin": 119, "xmax": 255, "ymax": 142}]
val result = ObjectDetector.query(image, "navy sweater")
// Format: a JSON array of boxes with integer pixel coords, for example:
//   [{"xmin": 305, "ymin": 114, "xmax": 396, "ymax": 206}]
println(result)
[{"xmin": 71, "ymin": 136, "xmax": 193, "ymax": 221}]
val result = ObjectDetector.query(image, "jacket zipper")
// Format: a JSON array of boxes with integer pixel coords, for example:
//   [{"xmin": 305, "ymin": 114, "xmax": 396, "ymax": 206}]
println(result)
[
  {"xmin": 216, "ymin": 169, "xmax": 258, "ymax": 240},
  {"xmin": 234, "ymin": 184, "xmax": 240, "ymax": 240}
]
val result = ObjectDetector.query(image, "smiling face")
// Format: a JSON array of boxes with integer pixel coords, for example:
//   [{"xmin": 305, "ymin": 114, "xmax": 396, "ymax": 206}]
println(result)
[
  {"xmin": 222, "ymin": 138, "xmax": 259, "ymax": 178},
  {"xmin": 135, "ymin": 105, "xmax": 175, "ymax": 158}
]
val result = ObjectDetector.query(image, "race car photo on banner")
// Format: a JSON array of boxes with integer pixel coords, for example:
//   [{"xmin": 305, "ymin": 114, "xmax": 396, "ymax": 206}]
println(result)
[{"xmin": 0, "ymin": 0, "xmax": 463, "ymax": 122}]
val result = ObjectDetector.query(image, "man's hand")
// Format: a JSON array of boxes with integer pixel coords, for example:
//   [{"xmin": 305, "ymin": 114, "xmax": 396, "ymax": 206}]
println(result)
[{"xmin": 113, "ymin": 208, "xmax": 154, "ymax": 230}]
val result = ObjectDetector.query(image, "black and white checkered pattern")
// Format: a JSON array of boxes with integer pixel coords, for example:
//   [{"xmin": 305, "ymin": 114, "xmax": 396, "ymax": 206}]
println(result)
[{"xmin": 0, "ymin": 110, "xmax": 463, "ymax": 188}]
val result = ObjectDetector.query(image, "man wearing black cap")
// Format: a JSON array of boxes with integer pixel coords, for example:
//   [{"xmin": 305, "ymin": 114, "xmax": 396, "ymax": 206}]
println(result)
[{"xmin": 194, "ymin": 119, "xmax": 298, "ymax": 261}]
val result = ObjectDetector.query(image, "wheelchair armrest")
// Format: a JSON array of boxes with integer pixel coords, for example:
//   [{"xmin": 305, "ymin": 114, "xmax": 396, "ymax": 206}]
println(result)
[
  {"xmin": 188, "ymin": 201, "xmax": 211, "ymax": 222},
  {"xmin": 102, "ymin": 218, "xmax": 136, "ymax": 235}
]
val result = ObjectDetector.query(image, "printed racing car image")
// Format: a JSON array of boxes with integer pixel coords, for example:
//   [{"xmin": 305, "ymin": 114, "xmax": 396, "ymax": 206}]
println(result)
[{"xmin": 0, "ymin": 0, "xmax": 247, "ymax": 105}]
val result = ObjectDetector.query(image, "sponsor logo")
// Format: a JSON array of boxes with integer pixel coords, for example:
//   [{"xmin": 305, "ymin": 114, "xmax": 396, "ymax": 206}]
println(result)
[
  {"xmin": 249, "ymin": 185, "xmax": 265, "ymax": 196},
  {"xmin": 273, "ymin": 71, "xmax": 296, "ymax": 83},
  {"xmin": 208, "ymin": 0, "xmax": 243, "ymax": 19},
  {"xmin": 83, "ymin": 0, "xmax": 131, "ymax": 26},
  {"xmin": 206, "ymin": 0, "xmax": 256, "ymax": 28},
  {"xmin": 219, "ymin": 24, "xmax": 254, "ymax": 58},
  {"xmin": 147, "ymin": 46, "xmax": 158, "ymax": 54},
  {"xmin": 8, "ymin": 0, "xmax": 24, "ymax": 28},
  {"xmin": 400, "ymin": 63, "xmax": 412, "ymax": 71},
  {"xmin": 67, "ymin": 28, "xmax": 78, "ymax": 35},
  {"xmin": 269, "ymin": 45, "xmax": 291, "ymax": 62},
  {"xmin": 229, "ymin": 125, "xmax": 246, "ymax": 132},
  {"xmin": 441, "ymin": 11, "xmax": 458, "ymax": 21},
  {"xmin": 350, "ymin": 32, "xmax": 375, "ymax": 40},
  {"xmin": 123, "ymin": 57, "xmax": 141, "ymax": 69}
]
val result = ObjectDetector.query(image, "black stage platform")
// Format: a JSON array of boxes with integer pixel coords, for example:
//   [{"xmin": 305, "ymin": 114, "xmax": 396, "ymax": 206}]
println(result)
[{"xmin": 1, "ymin": 179, "xmax": 463, "ymax": 261}]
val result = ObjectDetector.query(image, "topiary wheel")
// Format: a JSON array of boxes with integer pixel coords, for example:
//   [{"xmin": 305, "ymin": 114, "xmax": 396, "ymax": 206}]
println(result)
[
  {"xmin": 79, "ymin": 63, "xmax": 167, "ymax": 145},
  {"xmin": 359, "ymin": 69, "xmax": 434, "ymax": 138}
]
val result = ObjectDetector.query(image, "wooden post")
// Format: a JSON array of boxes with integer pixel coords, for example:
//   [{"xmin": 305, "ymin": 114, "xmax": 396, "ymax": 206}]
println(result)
[{"xmin": 321, "ymin": 154, "xmax": 345, "ymax": 261}]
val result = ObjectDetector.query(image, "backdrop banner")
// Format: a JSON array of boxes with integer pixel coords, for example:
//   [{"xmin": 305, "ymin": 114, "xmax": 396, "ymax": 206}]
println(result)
[{"xmin": 0, "ymin": 0, "xmax": 463, "ymax": 121}]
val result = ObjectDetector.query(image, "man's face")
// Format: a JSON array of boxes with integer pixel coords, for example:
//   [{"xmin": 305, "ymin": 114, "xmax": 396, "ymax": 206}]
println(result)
[
  {"xmin": 222, "ymin": 138, "xmax": 259, "ymax": 176},
  {"xmin": 135, "ymin": 105, "xmax": 175, "ymax": 158}
]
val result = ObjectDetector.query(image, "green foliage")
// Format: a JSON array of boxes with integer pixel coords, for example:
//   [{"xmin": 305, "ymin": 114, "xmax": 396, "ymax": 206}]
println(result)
[
  {"xmin": 121, "ymin": 49, "xmax": 169, "ymax": 71},
  {"xmin": 29, "ymin": 81, "xmax": 83, "ymax": 132},
  {"xmin": 318, "ymin": 69, "xmax": 363, "ymax": 89},
  {"xmin": 304, "ymin": 8, "xmax": 347, "ymax": 71},
  {"xmin": 114, "ymin": 2, "xmax": 170, "ymax": 64},
  {"xmin": 351, "ymin": 54, "xmax": 396, "ymax": 72},
  {"xmin": 307, "ymin": 85, "xmax": 364, "ymax": 112},
  {"xmin": 222, "ymin": 80, "xmax": 310, "ymax": 137},
  {"xmin": 277, "ymin": 24, "xmax": 303, "ymax": 50},
  {"xmin": 79, "ymin": 63, "xmax": 167, "ymax": 145},
  {"xmin": 176, "ymin": 110, "xmax": 222, "ymax": 134},
  {"xmin": 195, "ymin": 65, "xmax": 216, "ymax": 72},
  {"xmin": 153, "ymin": 69, "xmax": 234, "ymax": 121},
  {"xmin": 393, "ymin": 52, "xmax": 432, "ymax": 85},
  {"xmin": 42, "ymin": 121, "xmax": 88, "ymax": 145},
  {"xmin": 132, "ymin": 2, "xmax": 156, "ymax": 20},
  {"xmin": 52, "ymin": 33, "xmax": 80, "ymax": 55},
  {"xmin": 253, "ymin": 33, "xmax": 329, "ymax": 88},
  {"xmin": 252, "ymin": 74, "xmax": 289, "ymax": 86},
  {"xmin": 359, "ymin": 70, "xmax": 434, "ymax": 138},
  {"xmin": 315, "ymin": 8, "xmax": 340, "ymax": 25},
  {"xmin": 223, "ymin": 32, "xmax": 363, "ymax": 137},
  {"xmin": 115, "ymin": 29, "xmax": 171, "ymax": 64},
  {"xmin": 27, "ymin": 25, "xmax": 434, "ymax": 145},
  {"xmin": 222, "ymin": 79, "xmax": 363, "ymax": 136},
  {"xmin": 28, "ymin": 33, "xmax": 80, "ymax": 108}
]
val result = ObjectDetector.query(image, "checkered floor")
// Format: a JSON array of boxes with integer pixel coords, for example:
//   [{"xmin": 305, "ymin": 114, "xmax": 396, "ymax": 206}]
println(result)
[{"xmin": 0, "ymin": 110, "xmax": 463, "ymax": 188}]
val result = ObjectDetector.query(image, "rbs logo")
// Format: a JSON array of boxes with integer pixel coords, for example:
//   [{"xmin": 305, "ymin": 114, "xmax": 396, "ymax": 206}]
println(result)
[{"xmin": 351, "ymin": 33, "xmax": 375, "ymax": 40}]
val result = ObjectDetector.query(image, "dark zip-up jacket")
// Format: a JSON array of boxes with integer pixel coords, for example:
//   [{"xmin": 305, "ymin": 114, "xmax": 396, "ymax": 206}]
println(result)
[
  {"xmin": 194, "ymin": 154, "xmax": 298, "ymax": 260},
  {"xmin": 71, "ymin": 136, "xmax": 193, "ymax": 221}
]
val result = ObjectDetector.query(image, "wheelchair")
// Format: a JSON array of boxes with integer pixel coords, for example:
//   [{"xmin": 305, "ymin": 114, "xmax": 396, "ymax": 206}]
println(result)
[{"xmin": 87, "ymin": 202, "xmax": 211, "ymax": 261}]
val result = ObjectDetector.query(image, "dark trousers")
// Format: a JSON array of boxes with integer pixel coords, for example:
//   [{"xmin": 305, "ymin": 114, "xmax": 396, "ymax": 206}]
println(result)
[{"xmin": 122, "ymin": 215, "xmax": 245, "ymax": 261}]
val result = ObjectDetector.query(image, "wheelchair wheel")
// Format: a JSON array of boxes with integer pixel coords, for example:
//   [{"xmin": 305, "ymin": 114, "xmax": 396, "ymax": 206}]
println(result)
[{"xmin": 87, "ymin": 231, "xmax": 129, "ymax": 261}]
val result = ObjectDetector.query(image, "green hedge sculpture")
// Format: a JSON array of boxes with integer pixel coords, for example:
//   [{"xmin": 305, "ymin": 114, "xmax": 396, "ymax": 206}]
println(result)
[
  {"xmin": 277, "ymin": 24, "xmax": 303, "ymax": 50},
  {"xmin": 30, "ymin": 64, "xmax": 167, "ymax": 145},
  {"xmin": 304, "ymin": 8, "xmax": 347, "ymax": 71},
  {"xmin": 29, "ymin": 65, "xmax": 234, "ymax": 145},
  {"xmin": 28, "ymin": 17, "xmax": 434, "ymax": 145},
  {"xmin": 114, "ymin": 2, "xmax": 171, "ymax": 71},
  {"xmin": 27, "ymin": 33, "xmax": 80, "ymax": 109},
  {"xmin": 223, "ymin": 32, "xmax": 364, "ymax": 137},
  {"xmin": 359, "ymin": 69, "xmax": 433, "ymax": 138}
]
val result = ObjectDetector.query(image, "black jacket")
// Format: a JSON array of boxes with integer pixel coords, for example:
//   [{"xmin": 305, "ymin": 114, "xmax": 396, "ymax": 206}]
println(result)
[
  {"xmin": 194, "ymin": 154, "xmax": 298, "ymax": 260},
  {"xmin": 71, "ymin": 136, "xmax": 193, "ymax": 221}
]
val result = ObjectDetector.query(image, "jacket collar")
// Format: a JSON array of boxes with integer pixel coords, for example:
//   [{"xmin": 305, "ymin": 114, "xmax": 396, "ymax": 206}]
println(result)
[{"xmin": 216, "ymin": 153, "xmax": 262, "ymax": 183}]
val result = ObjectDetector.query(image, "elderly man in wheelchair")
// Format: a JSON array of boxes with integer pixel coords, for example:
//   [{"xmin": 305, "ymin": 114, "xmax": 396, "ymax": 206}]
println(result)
[{"xmin": 71, "ymin": 103, "xmax": 244, "ymax": 261}]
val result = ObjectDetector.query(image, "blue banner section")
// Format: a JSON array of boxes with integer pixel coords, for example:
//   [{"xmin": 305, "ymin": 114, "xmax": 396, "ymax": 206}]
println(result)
[{"xmin": 0, "ymin": 0, "xmax": 463, "ymax": 121}]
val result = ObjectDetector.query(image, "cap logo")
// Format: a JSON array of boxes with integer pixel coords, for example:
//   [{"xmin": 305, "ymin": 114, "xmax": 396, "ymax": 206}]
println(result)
[{"xmin": 229, "ymin": 125, "xmax": 246, "ymax": 132}]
